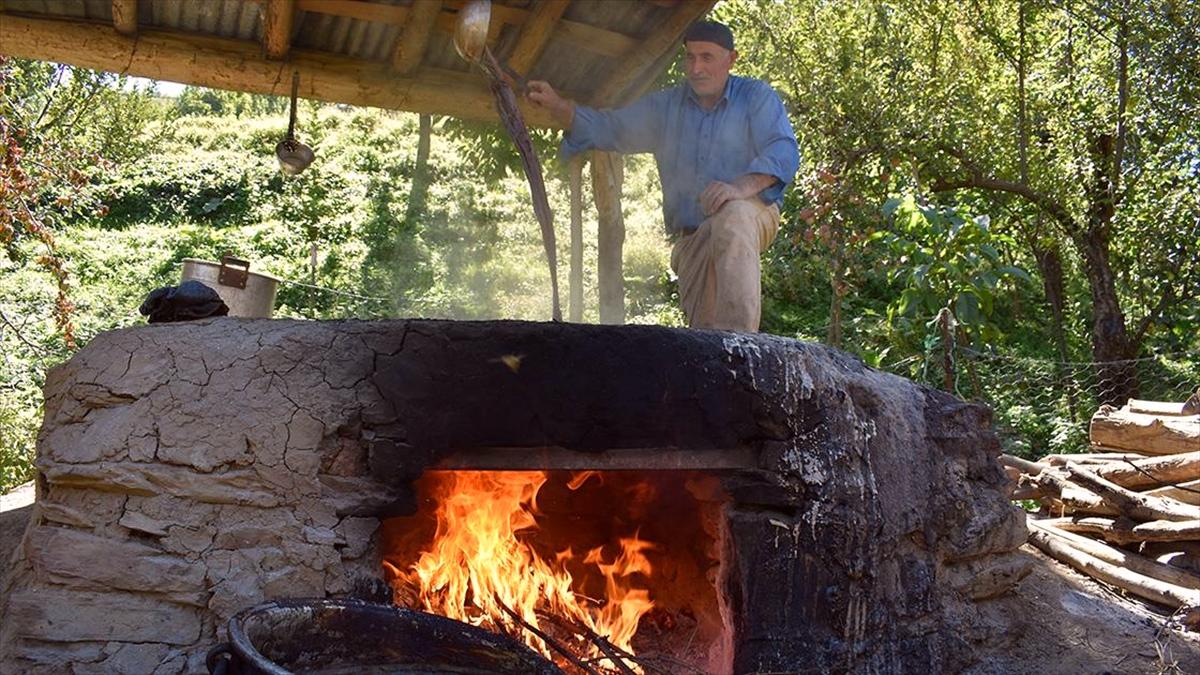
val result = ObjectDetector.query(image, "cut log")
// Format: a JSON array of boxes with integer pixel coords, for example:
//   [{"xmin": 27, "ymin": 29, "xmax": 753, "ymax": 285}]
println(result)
[
  {"xmin": 1043, "ymin": 452, "xmax": 1147, "ymax": 465},
  {"xmin": 1144, "ymin": 479, "xmax": 1200, "ymax": 507},
  {"xmin": 1027, "ymin": 528, "xmax": 1200, "ymax": 609},
  {"xmin": 1128, "ymin": 399, "xmax": 1193, "ymax": 416},
  {"xmin": 999, "ymin": 454, "xmax": 1046, "ymax": 475},
  {"xmin": 1032, "ymin": 470, "xmax": 1119, "ymax": 516},
  {"xmin": 1048, "ymin": 517, "xmax": 1200, "ymax": 545},
  {"xmin": 1091, "ymin": 451, "xmax": 1200, "ymax": 491},
  {"xmin": 1030, "ymin": 519, "xmax": 1200, "ymax": 590},
  {"xmin": 1063, "ymin": 462, "xmax": 1198, "ymax": 522},
  {"xmin": 1089, "ymin": 404, "xmax": 1199, "ymax": 455}
]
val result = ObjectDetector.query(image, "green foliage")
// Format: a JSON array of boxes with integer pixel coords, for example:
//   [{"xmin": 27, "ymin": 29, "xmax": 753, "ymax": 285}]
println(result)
[{"xmin": 878, "ymin": 194, "xmax": 1028, "ymax": 342}]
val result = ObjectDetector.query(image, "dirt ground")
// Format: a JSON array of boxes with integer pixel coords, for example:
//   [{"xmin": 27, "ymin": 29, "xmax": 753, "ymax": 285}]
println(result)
[
  {"xmin": 968, "ymin": 547, "xmax": 1200, "ymax": 674},
  {"xmin": 1, "ymin": 483, "xmax": 1197, "ymax": 673}
]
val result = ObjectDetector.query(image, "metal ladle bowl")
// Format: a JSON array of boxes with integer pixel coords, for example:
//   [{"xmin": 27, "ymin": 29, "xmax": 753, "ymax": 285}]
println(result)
[
  {"xmin": 276, "ymin": 71, "xmax": 314, "ymax": 175},
  {"xmin": 453, "ymin": 0, "xmax": 491, "ymax": 64}
]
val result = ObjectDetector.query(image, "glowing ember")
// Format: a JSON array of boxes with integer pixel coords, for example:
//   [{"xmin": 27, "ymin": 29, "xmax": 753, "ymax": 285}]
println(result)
[{"xmin": 384, "ymin": 471, "xmax": 655, "ymax": 663}]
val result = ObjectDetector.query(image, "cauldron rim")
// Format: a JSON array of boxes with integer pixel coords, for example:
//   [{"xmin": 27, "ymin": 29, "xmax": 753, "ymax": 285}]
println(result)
[{"xmin": 222, "ymin": 597, "xmax": 563, "ymax": 674}]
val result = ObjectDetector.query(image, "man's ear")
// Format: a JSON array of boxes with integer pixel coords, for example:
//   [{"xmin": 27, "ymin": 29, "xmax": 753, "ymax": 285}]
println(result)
[{"xmin": 729, "ymin": 49, "xmax": 739, "ymax": 67}]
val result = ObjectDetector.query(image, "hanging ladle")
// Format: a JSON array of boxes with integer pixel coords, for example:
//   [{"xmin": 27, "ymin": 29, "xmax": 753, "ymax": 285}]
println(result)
[
  {"xmin": 276, "ymin": 71, "xmax": 315, "ymax": 175},
  {"xmin": 453, "ymin": 0, "xmax": 528, "ymax": 93},
  {"xmin": 454, "ymin": 0, "xmax": 561, "ymax": 322}
]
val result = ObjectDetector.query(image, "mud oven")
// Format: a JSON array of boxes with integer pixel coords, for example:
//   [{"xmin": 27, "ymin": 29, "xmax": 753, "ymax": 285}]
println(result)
[{"xmin": 0, "ymin": 320, "xmax": 1028, "ymax": 674}]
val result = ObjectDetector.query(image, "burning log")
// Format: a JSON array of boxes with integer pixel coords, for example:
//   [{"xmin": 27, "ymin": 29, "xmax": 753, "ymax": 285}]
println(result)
[
  {"xmin": 1089, "ymin": 404, "xmax": 1200, "ymax": 456},
  {"xmin": 1027, "ymin": 528, "xmax": 1200, "ymax": 610},
  {"xmin": 1062, "ymin": 463, "xmax": 1198, "ymax": 522}
]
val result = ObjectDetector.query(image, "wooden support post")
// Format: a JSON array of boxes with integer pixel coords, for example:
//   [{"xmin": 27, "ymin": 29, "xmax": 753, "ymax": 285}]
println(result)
[
  {"xmin": 112, "ymin": 0, "xmax": 138, "ymax": 36},
  {"xmin": 568, "ymin": 154, "xmax": 586, "ymax": 323},
  {"xmin": 390, "ymin": 0, "xmax": 441, "ymax": 75},
  {"xmin": 263, "ymin": 0, "xmax": 296, "ymax": 60},
  {"xmin": 591, "ymin": 150, "xmax": 625, "ymax": 325},
  {"xmin": 506, "ymin": 0, "xmax": 570, "ymax": 75}
]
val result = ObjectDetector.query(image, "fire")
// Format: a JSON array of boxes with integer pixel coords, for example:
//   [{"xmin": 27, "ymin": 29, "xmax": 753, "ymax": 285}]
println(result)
[{"xmin": 385, "ymin": 470, "xmax": 656, "ymax": 662}]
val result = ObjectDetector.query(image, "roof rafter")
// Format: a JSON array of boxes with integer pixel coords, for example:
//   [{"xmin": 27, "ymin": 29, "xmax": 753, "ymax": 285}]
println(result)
[
  {"xmin": 390, "ymin": 0, "xmax": 442, "ymax": 75},
  {"xmin": 111, "ymin": 0, "xmax": 137, "ymax": 36},
  {"xmin": 591, "ymin": 0, "xmax": 716, "ymax": 107},
  {"xmin": 506, "ymin": 0, "xmax": 570, "ymax": 76},
  {"xmin": 262, "ymin": 0, "xmax": 296, "ymax": 60},
  {"xmin": 0, "ymin": 14, "xmax": 561, "ymax": 128}
]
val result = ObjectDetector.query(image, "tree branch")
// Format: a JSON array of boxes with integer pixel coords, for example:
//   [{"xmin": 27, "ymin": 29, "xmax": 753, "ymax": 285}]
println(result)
[{"xmin": 929, "ymin": 173, "xmax": 1079, "ymax": 235}]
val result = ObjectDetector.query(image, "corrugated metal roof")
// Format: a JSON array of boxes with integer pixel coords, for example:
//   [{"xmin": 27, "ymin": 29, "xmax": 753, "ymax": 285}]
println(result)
[{"xmin": 0, "ymin": 0, "xmax": 714, "ymax": 112}]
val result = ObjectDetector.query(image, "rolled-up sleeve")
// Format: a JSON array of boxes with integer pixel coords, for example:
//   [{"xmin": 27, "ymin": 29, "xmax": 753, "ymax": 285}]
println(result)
[
  {"xmin": 561, "ymin": 91, "xmax": 666, "ymax": 162},
  {"xmin": 745, "ymin": 83, "xmax": 799, "ymax": 205}
]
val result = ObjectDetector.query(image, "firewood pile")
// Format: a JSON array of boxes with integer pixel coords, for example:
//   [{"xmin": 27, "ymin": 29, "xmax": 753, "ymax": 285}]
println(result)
[{"xmin": 1001, "ymin": 395, "xmax": 1200, "ymax": 624}]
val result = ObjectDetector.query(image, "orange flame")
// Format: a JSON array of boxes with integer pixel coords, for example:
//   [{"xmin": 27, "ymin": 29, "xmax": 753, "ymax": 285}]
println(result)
[{"xmin": 391, "ymin": 471, "xmax": 655, "ymax": 661}]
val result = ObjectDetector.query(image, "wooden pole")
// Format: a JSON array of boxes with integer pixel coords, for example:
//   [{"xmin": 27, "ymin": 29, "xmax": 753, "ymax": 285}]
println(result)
[
  {"xmin": 591, "ymin": 151, "xmax": 625, "ymax": 325},
  {"xmin": 568, "ymin": 154, "xmax": 585, "ymax": 323}
]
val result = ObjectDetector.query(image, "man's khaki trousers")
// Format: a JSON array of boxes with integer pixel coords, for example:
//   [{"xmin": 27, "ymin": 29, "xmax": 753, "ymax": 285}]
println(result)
[{"xmin": 670, "ymin": 198, "xmax": 780, "ymax": 333}]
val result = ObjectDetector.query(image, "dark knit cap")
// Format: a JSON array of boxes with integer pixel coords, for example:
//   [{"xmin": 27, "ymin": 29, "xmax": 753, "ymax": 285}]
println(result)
[{"xmin": 683, "ymin": 21, "xmax": 734, "ymax": 51}]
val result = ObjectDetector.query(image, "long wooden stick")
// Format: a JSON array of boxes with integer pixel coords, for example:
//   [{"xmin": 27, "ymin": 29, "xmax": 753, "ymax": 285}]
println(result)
[
  {"xmin": 1064, "ymin": 463, "xmax": 1197, "ymax": 522},
  {"xmin": 496, "ymin": 600, "xmax": 600, "ymax": 675},
  {"xmin": 537, "ymin": 612, "xmax": 643, "ymax": 675},
  {"xmin": 1027, "ymin": 528, "xmax": 1199, "ymax": 608},
  {"xmin": 1030, "ymin": 519, "xmax": 1200, "ymax": 590}
]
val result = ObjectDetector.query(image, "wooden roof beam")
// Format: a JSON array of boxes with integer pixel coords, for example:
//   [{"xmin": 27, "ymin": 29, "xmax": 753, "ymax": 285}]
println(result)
[
  {"xmin": 592, "ymin": 0, "xmax": 716, "ymax": 107},
  {"xmin": 390, "ymin": 0, "xmax": 441, "ymax": 75},
  {"xmin": 112, "ymin": 0, "xmax": 137, "ymax": 36},
  {"xmin": 506, "ymin": 0, "xmax": 570, "ymax": 76},
  {"xmin": 0, "ymin": 14, "xmax": 561, "ymax": 128},
  {"xmin": 292, "ymin": 0, "xmax": 636, "ymax": 59},
  {"xmin": 262, "ymin": 0, "xmax": 295, "ymax": 60}
]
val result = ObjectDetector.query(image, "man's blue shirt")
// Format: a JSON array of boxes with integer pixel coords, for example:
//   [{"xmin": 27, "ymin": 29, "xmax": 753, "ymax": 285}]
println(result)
[{"xmin": 561, "ymin": 75, "xmax": 799, "ymax": 233}]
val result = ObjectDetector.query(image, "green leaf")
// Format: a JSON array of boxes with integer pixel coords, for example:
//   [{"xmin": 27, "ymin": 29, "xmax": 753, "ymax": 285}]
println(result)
[
  {"xmin": 955, "ymin": 292, "xmax": 982, "ymax": 324},
  {"xmin": 997, "ymin": 265, "xmax": 1032, "ymax": 282}
]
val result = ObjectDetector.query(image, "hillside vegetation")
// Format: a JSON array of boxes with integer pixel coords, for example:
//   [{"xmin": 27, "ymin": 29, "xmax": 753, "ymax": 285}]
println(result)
[{"xmin": 3, "ymin": 0, "xmax": 1198, "ymax": 492}]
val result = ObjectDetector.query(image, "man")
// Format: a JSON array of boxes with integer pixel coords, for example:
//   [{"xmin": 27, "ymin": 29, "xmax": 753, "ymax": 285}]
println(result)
[{"xmin": 527, "ymin": 21, "xmax": 799, "ymax": 332}]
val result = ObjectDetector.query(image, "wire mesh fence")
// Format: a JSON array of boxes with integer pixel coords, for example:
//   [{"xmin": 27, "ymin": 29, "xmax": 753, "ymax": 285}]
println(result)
[{"xmin": 885, "ymin": 341, "xmax": 1199, "ymax": 460}]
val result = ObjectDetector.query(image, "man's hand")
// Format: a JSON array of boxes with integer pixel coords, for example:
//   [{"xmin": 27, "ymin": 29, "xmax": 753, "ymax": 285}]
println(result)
[
  {"xmin": 699, "ymin": 181, "xmax": 743, "ymax": 216},
  {"xmin": 526, "ymin": 81, "xmax": 575, "ymax": 129},
  {"xmin": 699, "ymin": 174, "xmax": 779, "ymax": 216}
]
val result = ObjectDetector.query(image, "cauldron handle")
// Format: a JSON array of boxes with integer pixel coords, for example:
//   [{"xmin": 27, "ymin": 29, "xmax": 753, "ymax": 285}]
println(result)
[{"xmin": 206, "ymin": 643, "xmax": 240, "ymax": 675}]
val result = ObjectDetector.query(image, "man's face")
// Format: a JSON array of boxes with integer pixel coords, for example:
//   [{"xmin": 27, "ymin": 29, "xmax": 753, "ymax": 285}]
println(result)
[{"xmin": 684, "ymin": 41, "xmax": 737, "ymax": 102}]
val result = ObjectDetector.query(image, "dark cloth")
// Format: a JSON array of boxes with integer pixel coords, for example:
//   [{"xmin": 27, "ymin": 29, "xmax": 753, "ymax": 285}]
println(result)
[{"xmin": 139, "ymin": 281, "xmax": 229, "ymax": 323}]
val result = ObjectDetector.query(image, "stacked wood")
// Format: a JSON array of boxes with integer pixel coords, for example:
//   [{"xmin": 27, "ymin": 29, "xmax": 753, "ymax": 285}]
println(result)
[{"xmin": 1003, "ymin": 398, "xmax": 1200, "ymax": 619}]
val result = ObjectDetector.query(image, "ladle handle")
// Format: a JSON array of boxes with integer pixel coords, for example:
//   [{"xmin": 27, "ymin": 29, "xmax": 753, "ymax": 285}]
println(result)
[{"xmin": 286, "ymin": 71, "xmax": 300, "ymax": 140}]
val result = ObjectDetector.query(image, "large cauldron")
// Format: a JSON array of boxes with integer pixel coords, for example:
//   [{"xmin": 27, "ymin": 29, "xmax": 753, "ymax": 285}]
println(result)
[{"xmin": 207, "ymin": 598, "xmax": 562, "ymax": 674}]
